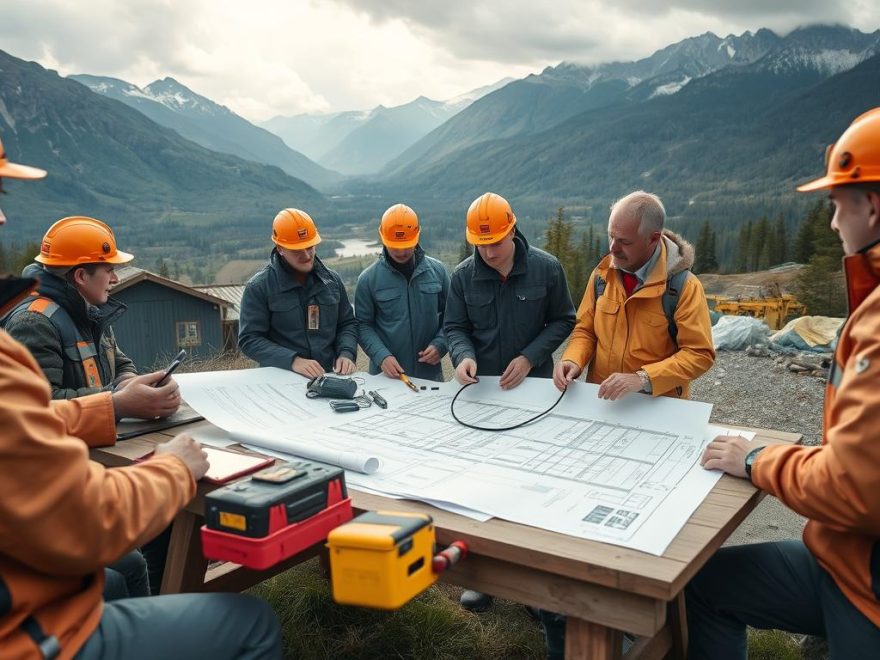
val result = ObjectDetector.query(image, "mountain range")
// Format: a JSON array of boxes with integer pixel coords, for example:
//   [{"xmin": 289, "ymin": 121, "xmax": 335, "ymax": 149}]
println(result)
[
  {"xmin": 69, "ymin": 74, "xmax": 341, "ymax": 191},
  {"xmin": 362, "ymin": 25, "xmax": 880, "ymax": 235},
  {"xmin": 0, "ymin": 50, "xmax": 324, "ymax": 256},
  {"xmin": 261, "ymin": 78, "xmax": 512, "ymax": 175},
  {"xmin": 3, "ymin": 24, "xmax": 880, "ymax": 272}
]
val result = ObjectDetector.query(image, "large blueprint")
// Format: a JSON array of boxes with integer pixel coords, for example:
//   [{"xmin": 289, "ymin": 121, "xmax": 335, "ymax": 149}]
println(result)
[{"xmin": 177, "ymin": 369, "xmax": 721, "ymax": 555}]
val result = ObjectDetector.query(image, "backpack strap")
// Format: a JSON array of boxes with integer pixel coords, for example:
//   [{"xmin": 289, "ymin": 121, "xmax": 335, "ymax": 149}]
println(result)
[
  {"xmin": 661, "ymin": 269, "xmax": 691, "ymax": 347},
  {"xmin": 3, "ymin": 296, "xmax": 104, "ymax": 389}
]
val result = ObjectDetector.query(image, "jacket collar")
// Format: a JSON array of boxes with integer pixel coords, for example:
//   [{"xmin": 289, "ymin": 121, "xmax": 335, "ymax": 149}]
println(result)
[
  {"xmin": 843, "ymin": 239, "xmax": 880, "ymax": 314},
  {"xmin": 596, "ymin": 229, "xmax": 694, "ymax": 297},
  {"xmin": 380, "ymin": 245, "xmax": 427, "ymax": 276},
  {"xmin": 270, "ymin": 248, "xmax": 334, "ymax": 292},
  {"xmin": 473, "ymin": 227, "xmax": 530, "ymax": 281}
]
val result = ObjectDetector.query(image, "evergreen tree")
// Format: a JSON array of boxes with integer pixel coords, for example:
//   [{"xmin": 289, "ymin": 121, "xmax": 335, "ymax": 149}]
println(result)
[
  {"xmin": 457, "ymin": 240, "xmax": 471, "ymax": 264},
  {"xmin": 751, "ymin": 217, "xmax": 771, "ymax": 271},
  {"xmin": 794, "ymin": 200, "xmax": 822, "ymax": 263},
  {"xmin": 0, "ymin": 242, "xmax": 7, "ymax": 274},
  {"xmin": 707, "ymin": 229, "xmax": 719, "ymax": 272},
  {"xmin": 795, "ymin": 254, "xmax": 847, "ymax": 317},
  {"xmin": 694, "ymin": 220, "xmax": 716, "ymax": 274},
  {"xmin": 735, "ymin": 221, "xmax": 752, "ymax": 273}
]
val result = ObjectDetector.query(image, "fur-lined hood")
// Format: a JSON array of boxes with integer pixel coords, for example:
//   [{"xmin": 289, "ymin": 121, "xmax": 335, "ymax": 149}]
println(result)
[{"xmin": 662, "ymin": 229, "xmax": 694, "ymax": 275}]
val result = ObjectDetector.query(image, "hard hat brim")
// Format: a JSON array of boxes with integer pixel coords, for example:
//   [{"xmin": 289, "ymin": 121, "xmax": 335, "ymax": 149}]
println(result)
[
  {"xmin": 0, "ymin": 162, "xmax": 47, "ymax": 180},
  {"xmin": 465, "ymin": 224, "xmax": 514, "ymax": 246},
  {"xmin": 796, "ymin": 175, "xmax": 836, "ymax": 192},
  {"xmin": 106, "ymin": 249, "xmax": 135, "ymax": 264},
  {"xmin": 380, "ymin": 233, "xmax": 419, "ymax": 250},
  {"xmin": 273, "ymin": 233, "xmax": 322, "ymax": 251}
]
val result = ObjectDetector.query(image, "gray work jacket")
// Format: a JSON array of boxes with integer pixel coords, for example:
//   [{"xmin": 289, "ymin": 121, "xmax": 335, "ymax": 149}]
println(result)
[
  {"xmin": 444, "ymin": 229, "xmax": 576, "ymax": 378},
  {"xmin": 354, "ymin": 247, "xmax": 450, "ymax": 381},
  {"xmin": 238, "ymin": 250, "xmax": 358, "ymax": 372}
]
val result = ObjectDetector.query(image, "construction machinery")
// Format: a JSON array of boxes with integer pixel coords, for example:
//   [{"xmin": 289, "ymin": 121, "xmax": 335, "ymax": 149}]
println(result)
[{"xmin": 706, "ymin": 284, "xmax": 807, "ymax": 330}]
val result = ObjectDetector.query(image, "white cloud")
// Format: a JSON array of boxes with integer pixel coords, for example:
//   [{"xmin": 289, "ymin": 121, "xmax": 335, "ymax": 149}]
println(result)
[{"xmin": 0, "ymin": 0, "xmax": 877, "ymax": 121}]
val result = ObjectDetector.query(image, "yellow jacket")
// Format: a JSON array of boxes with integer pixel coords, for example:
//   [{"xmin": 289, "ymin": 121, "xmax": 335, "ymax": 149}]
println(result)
[
  {"xmin": 753, "ymin": 240, "xmax": 880, "ymax": 627},
  {"xmin": 0, "ymin": 323, "xmax": 195, "ymax": 659},
  {"xmin": 562, "ymin": 231, "xmax": 715, "ymax": 398}
]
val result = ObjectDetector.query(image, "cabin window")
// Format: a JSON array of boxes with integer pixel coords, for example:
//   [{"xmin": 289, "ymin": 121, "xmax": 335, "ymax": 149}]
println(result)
[{"xmin": 176, "ymin": 321, "xmax": 201, "ymax": 348}]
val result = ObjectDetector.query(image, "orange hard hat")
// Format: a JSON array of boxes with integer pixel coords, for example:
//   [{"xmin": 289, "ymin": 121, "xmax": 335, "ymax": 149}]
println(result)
[
  {"xmin": 35, "ymin": 216, "xmax": 133, "ymax": 267},
  {"xmin": 379, "ymin": 204, "xmax": 420, "ymax": 249},
  {"xmin": 798, "ymin": 107, "xmax": 880, "ymax": 192},
  {"xmin": 0, "ymin": 136, "xmax": 47, "ymax": 180},
  {"xmin": 466, "ymin": 192, "xmax": 516, "ymax": 245},
  {"xmin": 272, "ymin": 208, "xmax": 321, "ymax": 250}
]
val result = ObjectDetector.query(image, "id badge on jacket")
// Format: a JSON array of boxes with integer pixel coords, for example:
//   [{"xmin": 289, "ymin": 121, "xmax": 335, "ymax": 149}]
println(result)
[{"xmin": 307, "ymin": 304, "xmax": 320, "ymax": 331}]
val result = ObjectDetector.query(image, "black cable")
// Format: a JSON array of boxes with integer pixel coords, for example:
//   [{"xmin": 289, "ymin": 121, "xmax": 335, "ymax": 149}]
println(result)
[{"xmin": 450, "ymin": 382, "xmax": 568, "ymax": 431}]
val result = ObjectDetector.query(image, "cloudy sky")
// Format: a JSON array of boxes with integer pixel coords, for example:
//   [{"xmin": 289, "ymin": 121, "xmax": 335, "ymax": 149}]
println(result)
[{"xmin": 2, "ymin": 1, "xmax": 878, "ymax": 121}]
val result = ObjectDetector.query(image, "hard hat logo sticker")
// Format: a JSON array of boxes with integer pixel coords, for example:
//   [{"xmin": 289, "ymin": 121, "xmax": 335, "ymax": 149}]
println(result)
[
  {"xmin": 41, "ymin": 241, "xmax": 51, "ymax": 255},
  {"xmin": 297, "ymin": 228, "xmax": 309, "ymax": 239},
  {"xmin": 395, "ymin": 231, "xmax": 405, "ymax": 239},
  {"xmin": 479, "ymin": 224, "xmax": 490, "ymax": 234}
]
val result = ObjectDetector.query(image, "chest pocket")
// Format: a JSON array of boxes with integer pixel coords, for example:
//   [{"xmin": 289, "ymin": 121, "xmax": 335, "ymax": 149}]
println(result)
[
  {"xmin": 268, "ymin": 295, "xmax": 303, "ymax": 334},
  {"xmin": 312, "ymin": 288, "xmax": 340, "ymax": 333},
  {"xmin": 419, "ymin": 280, "xmax": 442, "ymax": 314},
  {"xmin": 464, "ymin": 292, "xmax": 495, "ymax": 327},
  {"xmin": 514, "ymin": 285, "xmax": 547, "ymax": 322},
  {"xmin": 374, "ymin": 288, "xmax": 401, "ymax": 305}
]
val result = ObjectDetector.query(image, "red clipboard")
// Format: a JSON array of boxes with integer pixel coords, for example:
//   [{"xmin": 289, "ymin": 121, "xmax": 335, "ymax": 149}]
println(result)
[{"xmin": 137, "ymin": 446, "xmax": 275, "ymax": 484}]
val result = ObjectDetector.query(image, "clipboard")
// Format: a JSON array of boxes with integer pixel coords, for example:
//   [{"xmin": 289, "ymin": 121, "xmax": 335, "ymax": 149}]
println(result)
[
  {"xmin": 136, "ymin": 445, "xmax": 275, "ymax": 485},
  {"xmin": 116, "ymin": 403, "xmax": 204, "ymax": 440}
]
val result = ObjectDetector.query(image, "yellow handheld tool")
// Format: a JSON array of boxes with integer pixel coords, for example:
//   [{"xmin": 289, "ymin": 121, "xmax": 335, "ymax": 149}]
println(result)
[
  {"xmin": 327, "ymin": 511, "xmax": 467, "ymax": 610},
  {"xmin": 399, "ymin": 372, "xmax": 419, "ymax": 393}
]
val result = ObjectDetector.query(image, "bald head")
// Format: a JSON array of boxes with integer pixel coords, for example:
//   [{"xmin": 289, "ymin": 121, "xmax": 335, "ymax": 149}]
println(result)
[{"xmin": 608, "ymin": 191, "xmax": 665, "ymax": 271}]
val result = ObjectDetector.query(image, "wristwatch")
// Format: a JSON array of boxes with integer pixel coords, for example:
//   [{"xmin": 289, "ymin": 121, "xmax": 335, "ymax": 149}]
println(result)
[
  {"xmin": 636, "ymin": 369, "xmax": 650, "ymax": 392},
  {"xmin": 744, "ymin": 446, "xmax": 766, "ymax": 482}
]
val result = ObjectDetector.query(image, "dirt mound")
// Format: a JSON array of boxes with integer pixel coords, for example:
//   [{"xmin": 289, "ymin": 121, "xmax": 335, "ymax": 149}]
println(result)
[{"xmin": 697, "ymin": 265, "xmax": 803, "ymax": 297}]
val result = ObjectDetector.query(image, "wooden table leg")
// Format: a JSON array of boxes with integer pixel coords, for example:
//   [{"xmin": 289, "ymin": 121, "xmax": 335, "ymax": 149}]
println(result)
[
  {"xmin": 160, "ymin": 510, "xmax": 208, "ymax": 594},
  {"xmin": 666, "ymin": 593, "xmax": 687, "ymax": 660},
  {"xmin": 566, "ymin": 617, "xmax": 623, "ymax": 660}
]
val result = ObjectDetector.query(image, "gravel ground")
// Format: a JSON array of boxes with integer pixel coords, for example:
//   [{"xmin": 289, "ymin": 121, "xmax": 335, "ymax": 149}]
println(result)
[{"xmin": 690, "ymin": 350, "xmax": 826, "ymax": 545}]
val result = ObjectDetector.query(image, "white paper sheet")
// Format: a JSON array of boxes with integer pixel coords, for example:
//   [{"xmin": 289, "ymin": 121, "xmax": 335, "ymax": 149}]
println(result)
[{"xmin": 177, "ymin": 370, "xmax": 726, "ymax": 554}]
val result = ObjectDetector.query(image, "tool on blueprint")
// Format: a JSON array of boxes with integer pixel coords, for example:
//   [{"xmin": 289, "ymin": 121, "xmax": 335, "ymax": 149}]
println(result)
[
  {"xmin": 328, "ymin": 511, "xmax": 468, "ymax": 609},
  {"xmin": 399, "ymin": 372, "xmax": 419, "ymax": 393},
  {"xmin": 306, "ymin": 375, "xmax": 358, "ymax": 399},
  {"xmin": 367, "ymin": 390, "xmax": 388, "ymax": 409},
  {"xmin": 201, "ymin": 461, "xmax": 352, "ymax": 569},
  {"xmin": 330, "ymin": 400, "xmax": 361, "ymax": 413}
]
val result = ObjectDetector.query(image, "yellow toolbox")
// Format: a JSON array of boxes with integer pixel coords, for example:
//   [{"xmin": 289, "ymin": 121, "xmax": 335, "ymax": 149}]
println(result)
[{"xmin": 328, "ymin": 511, "xmax": 437, "ymax": 609}]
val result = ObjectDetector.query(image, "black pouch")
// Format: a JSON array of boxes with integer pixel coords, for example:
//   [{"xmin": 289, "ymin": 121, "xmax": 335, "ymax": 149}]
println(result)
[{"xmin": 306, "ymin": 375, "xmax": 357, "ymax": 399}]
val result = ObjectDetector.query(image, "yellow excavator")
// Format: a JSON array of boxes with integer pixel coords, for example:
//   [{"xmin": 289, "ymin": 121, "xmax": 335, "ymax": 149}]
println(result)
[{"xmin": 706, "ymin": 284, "xmax": 806, "ymax": 331}]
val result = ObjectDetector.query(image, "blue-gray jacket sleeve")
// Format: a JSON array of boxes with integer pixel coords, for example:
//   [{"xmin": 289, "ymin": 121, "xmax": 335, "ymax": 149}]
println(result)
[
  {"xmin": 333, "ymin": 276, "xmax": 358, "ymax": 362},
  {"xmin": 519, "ymin": 262, "xmax": 576, "ymax": 368},
  {"xmin": 443, "ymin": 270, "xmax": 476, "ymax": 367},
  {"xmin": 354, "ymin": 271, "xmax": 393, "ymax": 366},
  {"xmin": 429, "ymin": 265, "xmax": 450, "ymax": 356},
  {"xmin": 237, "ymin": 277, "xmax": 297, "ymax": 370}
]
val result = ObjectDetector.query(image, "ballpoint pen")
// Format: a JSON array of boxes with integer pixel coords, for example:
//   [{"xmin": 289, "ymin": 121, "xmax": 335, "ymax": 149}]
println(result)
[{"xmin": 399, "ymin": 372, "xmax": 419, "ymax": 393}]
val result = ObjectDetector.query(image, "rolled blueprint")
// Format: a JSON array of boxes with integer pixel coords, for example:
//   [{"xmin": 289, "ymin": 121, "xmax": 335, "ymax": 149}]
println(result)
[{"xmin": 231, "ymin": 432, "xmax": 380, "ymax": 474}]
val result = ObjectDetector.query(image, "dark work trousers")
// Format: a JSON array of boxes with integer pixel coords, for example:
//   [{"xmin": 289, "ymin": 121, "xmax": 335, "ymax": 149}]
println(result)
[
  {"xmin": 75, "ymin": 593, "xmax": 282, "ymax": 660},
  {"xmin": 141, "ymin": 525, "xmax": 172, "ymax": 595},
  {"xmin": 685, "ymin": 539, "xmax": 880, "ymax": 659},
  {"xmin": 103, "ymin": 549, "xmax": 150, "ymax": 600}
]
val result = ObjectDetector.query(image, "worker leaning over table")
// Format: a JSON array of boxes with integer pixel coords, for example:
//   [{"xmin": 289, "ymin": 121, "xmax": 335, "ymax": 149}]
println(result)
[
  {"xmin": 0, "ymin": 135, "xmax": 282, "ymax": 660},
  {"xmin": 239, "ymin": 208, "xmax": 358, "ymax": 379}
]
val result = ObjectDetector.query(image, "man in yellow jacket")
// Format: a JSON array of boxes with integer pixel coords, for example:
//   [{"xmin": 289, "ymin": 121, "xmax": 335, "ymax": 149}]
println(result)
[
  {"xmin": 690, "ymin": 111, "xmax": 880, "ymax": 658},
  {"xmin": 553, "ymin": 190, "xmax": 715, "ymax": 399},
  {"xmin": 0, "ymin": 137, "xmax": 281, "ymax": 659}
]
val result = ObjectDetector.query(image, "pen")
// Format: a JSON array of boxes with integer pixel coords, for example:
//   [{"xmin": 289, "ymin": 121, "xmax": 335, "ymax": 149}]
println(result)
[{"xmin": 399, "ymin": 373, "xmax": 419, "ymax": 393}]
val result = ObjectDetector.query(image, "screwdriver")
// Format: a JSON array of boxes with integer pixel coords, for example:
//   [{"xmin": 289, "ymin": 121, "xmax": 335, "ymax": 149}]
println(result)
[{"xmin": 399, "ymin": 372, "xmax": 419, "ymax": 393}]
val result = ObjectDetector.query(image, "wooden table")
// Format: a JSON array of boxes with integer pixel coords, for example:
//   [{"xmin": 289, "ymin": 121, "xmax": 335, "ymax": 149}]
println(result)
[{"xmin": 91, "ymin": 422, "xmax": 800, "ymax": 660}]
